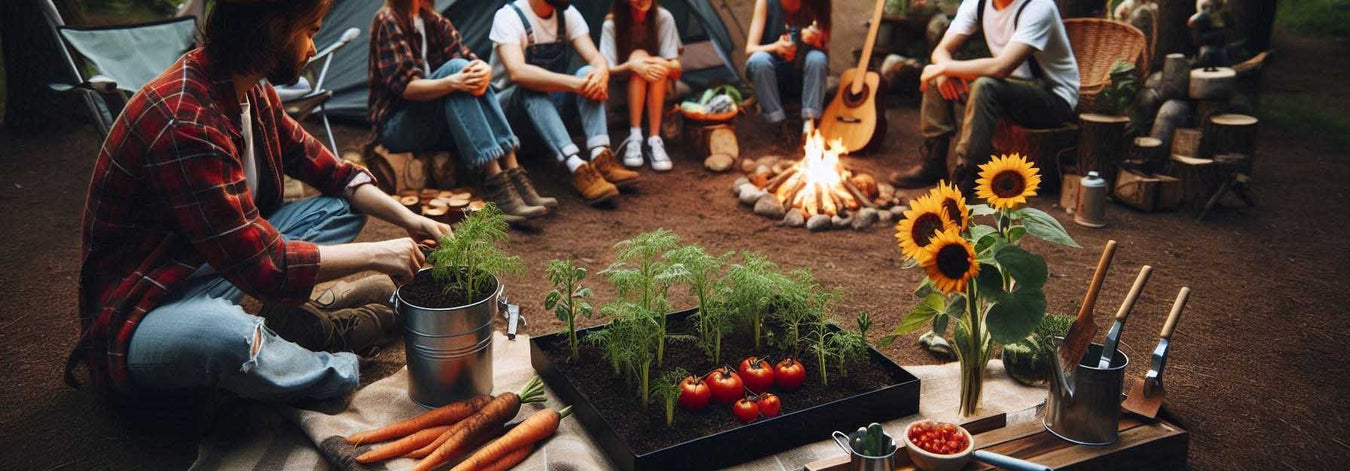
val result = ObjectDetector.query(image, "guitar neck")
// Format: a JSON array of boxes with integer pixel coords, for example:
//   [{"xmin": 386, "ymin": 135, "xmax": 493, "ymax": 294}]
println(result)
[{"xmin": 852, "ymin": 0, "xmax": 887, "ymax": 91}]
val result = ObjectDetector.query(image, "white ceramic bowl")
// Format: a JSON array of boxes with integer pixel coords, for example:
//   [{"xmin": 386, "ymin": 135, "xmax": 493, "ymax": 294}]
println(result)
[{"xmin": 902, "ymin": 420, "xmax": 974, "ymax": 471}]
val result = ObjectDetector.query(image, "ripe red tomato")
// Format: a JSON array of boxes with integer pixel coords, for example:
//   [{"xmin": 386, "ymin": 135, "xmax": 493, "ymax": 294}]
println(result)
[
  {"xmin": 732, "ymin": 398, "xmax": 760, "ymax": 423},
  {"xmin": 705, "ymin": 367, "xmax": 745, "ymax": 404},
  {"xmin": 774, "ymin": 358, "xmax": 806, "ymax": 391},
  {"xmin": 738, "ymin": 356, "xmax": 776, "ymax": 393},
  {"xmin": 678, "ymin": 375, "xmax": 711, "ymax": 411},
  {"xmin": 756, "ymin": 393, "xmax": 782, "ymax": 418}
]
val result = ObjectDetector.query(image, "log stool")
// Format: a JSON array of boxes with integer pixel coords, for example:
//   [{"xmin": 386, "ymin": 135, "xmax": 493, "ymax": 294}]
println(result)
[
  {"xmin": 364, "ymin": 145, "xmax": 459, "ymax": 195},
  {"xmin": 1076, "ymin": 113, "xmax": 1131, "ymax": 187},
  {"xmin": 992, "ymin": 120, "xmax": 1079, "ymax": 194},
  {"xmin": 1197, "ymin": 153, "xmax": 1255, "ymax": 221}
]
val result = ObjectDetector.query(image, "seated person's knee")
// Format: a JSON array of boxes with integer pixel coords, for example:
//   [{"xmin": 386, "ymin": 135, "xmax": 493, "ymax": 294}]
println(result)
[
  {"xmin": 803, "ymin": 50, "xmax": 828, "ymax": 70},
  {"xmin": 433, "ymin": 57, "xmax": 472, "ymax": 77},
  {"xmin": 746, "ymin": 51, "xmax": 774, "ymax": 73}
]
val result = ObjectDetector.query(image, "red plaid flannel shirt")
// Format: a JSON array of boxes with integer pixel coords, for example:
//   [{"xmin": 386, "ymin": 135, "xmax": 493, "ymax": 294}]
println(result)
[
  {"xmin": 73, "ymin": 49, "xmax": 374, "ymax": 393},
  {"xmin": 367, "ymin": 7, "xmax": 477, "ymax": 128}
]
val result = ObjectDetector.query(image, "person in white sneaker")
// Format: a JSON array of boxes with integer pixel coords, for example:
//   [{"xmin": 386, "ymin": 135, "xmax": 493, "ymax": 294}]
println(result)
[{"xmin": 600, "ymin": 0, "xmax": 682, "ymax": 171}]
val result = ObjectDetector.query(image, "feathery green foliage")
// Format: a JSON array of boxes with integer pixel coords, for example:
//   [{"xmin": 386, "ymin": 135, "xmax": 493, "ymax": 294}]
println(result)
[
  {"xmin": 602, "ymin": 301, "xmax": 667, "ymax": 408},
  {"xmin": 428, "ymin": 203, "xmax": 524, "ymax": 301},
  {"xmin": 724, "ymin": 251, "xmax": 790, "ymax": 350},
  {"xmin": 545, "ymin": 259, "xmax": 594, "ymax": 359},
  {"xmin": 664, "ymin": 245, "xmax": 735, "ymax": 362},
  {"xmin": 651, "ymin": 368, "xmax": 689, "ymax": 426},
  {"xmin": 603, "ymin": 229, "xmax": 683, "ymax": 365}
]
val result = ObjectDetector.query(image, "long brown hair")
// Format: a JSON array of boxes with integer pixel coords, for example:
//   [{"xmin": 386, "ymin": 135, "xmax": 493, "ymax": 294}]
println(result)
[
  {"xmin": 609, "ymin": 0, "xmax": 661, "ymax": 63},
  {"xmin": 385, "ymin": 0, "xmax": 432, "ymax": 22},
  {"xmin": 201, "ymin": 0, "xmax": 333, "ymax": 77}
]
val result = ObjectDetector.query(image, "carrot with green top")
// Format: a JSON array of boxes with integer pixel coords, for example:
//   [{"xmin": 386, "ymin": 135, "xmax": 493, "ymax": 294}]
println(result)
[
  {"xmin": 412, "ymin": 377, "xmax": 547, "ymax": 471},
  {"xmin": 347, "ymin": 394, "xmax": 492, "ymax": 445},
  {"xmin": 355, "ymin": 425, "xmax": 452, "ymax": 463},
  {"xmin": 449, "ymin": 406, "xmax": 571, "ymax": 471}
]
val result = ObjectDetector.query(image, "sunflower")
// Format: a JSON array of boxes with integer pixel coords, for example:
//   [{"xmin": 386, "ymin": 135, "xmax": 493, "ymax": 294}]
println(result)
[
  {"xmin": 975, "ymin": 153, "xmax": 1042, "ymax": 210},
  {"xmin": 895, "ymin": 195, "xmax": 955, "ymax": 261},
  {"xmin": 921, "ymin": 228, "xmax": 980, "ymax": 294},
  {"xmin": 929, "ymin": 181, "xmax": 969, "ymax": 232}
]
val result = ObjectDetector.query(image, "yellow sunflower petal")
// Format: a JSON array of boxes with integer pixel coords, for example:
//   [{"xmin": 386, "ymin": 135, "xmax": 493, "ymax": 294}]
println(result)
[
  {"xmin": 928, "ymin": 180, "xmax": 969, "ymax": 232},
  {"xmin": 895, "ymin": 195, "xmax": 956, "ymax": 261}
]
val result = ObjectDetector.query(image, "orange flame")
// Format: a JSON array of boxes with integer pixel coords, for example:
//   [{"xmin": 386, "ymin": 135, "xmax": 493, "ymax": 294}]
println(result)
[{"xmin": 773, "ymin": 131, "xmax": 858, "ymax": 217}]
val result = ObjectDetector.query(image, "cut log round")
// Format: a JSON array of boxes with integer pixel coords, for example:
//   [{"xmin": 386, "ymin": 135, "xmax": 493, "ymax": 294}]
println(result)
[
  {"xmin": 1113, "ymin": 168, "xmax": 1161, "ymax": 212},
  {"xmin": 1076, "ymin": 113, "xmax": 1131, "ymax": 186},
  {"xmin": 1154, "ymin": 174, "xmax": 1183, "ymax": 211},
  {"xmin": 419, "ymin": 189, "xmax": 440, "ymax": 204},
  {"xmin": 399, "ymin": 195, "xmax": 421, "ymax": 213},
  {"xmin": 1160, "ymin": 53, "xmax": 1190, "ymax": 100},
  {"xmin": 1167, "ymin": 154, "xmax": 1224, "ymax": 210},
  {"xmin": 1129, "ymin": 137, "xmax": 1166, "ymax": 173},
  {"xmin": 1194, "ymin": 99, "xmax": 1231, "ymax": 134},
  {"xmin": 1171, "ymin": 128, "xmax": 1203, "ymax": 158},
  {"xmin": 1188, "ymin": 67, "xmax": 1237, "ymax": 100},
  {"xmin": 1204, "ymin": 114, "xmax": 1259, "ymax": 175}
]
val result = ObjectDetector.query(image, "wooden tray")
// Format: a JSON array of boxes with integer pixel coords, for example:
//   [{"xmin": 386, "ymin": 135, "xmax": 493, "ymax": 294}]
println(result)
[{"xmin": 805, "ymin": 412, "xmax": 1188, "ymax": 471}]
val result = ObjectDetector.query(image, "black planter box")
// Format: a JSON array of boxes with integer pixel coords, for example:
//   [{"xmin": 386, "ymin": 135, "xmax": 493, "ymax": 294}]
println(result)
[{"xmin": 529, "ymin": 309, "xmax": 921, "ymax": 471}]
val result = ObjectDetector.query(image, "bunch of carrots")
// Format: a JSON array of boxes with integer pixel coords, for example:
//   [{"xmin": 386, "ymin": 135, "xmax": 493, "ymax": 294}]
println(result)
[{"xmin": 345, "ymin": 377, "xmax": 572, "ymax": 471}]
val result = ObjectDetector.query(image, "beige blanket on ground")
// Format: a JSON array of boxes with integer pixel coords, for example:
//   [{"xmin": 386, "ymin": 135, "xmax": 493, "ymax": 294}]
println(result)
[{"xmin": 190, "ymin": 333, "xmax": 1044, "ymax": 471}]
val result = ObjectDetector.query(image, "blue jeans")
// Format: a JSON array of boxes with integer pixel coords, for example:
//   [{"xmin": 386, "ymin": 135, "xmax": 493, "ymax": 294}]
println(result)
[
  {"xmin": 745, "ymin": 50, "xmax": 828, "ymax": 123},
  {"xmin": 125, "ymin": 196, "xmax": 365, "ymax": 402},
  {"xmin": 497, "ymin": 65, "xmax": 609, "ymax": 161},
  {"xmin": 380, "ymin": 59, "xmax": 520, "ymax": 168}
]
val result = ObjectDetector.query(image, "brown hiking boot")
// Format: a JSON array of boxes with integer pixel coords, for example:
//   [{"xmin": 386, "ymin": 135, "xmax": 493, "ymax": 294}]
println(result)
[
  {"xmin": 571, "ymin": 162, "xmax": 620, "ymax": 205},
  {"xmin": 483, "ymin": 171, "xmax": 548, "ymax": 219},
  {"xmin": 889, "ymin": 137, "xmax": 950, "ymax": 189},
  {"xmin": 590, "ymin": 148, "xmax": 641, "ymax": 188},
  {"xmin": 310, "ymin": 275, "xmax": 395, "ymax": 311},
  {"xmin": 259, "ymin": 302, "xmax": 401, "ymax": 356},
  {"xmin": 506, "ymin": 167, "xmax": 558, "ymax": 208}
]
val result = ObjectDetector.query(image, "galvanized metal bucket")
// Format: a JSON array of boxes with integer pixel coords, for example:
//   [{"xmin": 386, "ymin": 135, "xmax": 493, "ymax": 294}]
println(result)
[
  {"xmin": 393, "ymin": 269, "xmax": 498, "ymax": 408},
  {"xmin": 1044, "ymin": 339, "xmax": 1129, "ymax": 445}
]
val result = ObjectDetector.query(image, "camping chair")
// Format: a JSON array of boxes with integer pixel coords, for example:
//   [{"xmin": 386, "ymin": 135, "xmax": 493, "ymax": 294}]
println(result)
[
  {"xmin": 39, "ymin": 0, "xmax": 196, "ymax": 140},
  {"xmin": 274, "ymin": 27, "xmax": 362, "ymax": 153}
]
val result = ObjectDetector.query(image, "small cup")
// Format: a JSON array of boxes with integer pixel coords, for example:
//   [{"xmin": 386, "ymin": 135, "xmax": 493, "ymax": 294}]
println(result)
[
  {"xmin": 902, "ymin": 421, "xmax": 974, "ymax": 471},
  {"xmin": 831, "ymin": 430, "xmax": 897, "ymax": 471}
]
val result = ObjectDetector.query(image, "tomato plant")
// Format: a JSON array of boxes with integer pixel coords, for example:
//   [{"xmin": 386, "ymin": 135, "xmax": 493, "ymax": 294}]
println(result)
[
  {"xmin": 678, "ymin": 375, "xmax": 711, "ymax": 411},
  {"xmin": 705, "ymin": 367, "xmax": 744, "ymax": 404},
  {"xmin": 774, "ymin": 358, "xmax": 806, "ymax": 391},
  {"xmin": 756, "ymin": 393, "xmax": 781, "ymax": 418},
  {"xmin": 738, "ymin": 356, "xmax": 775, "ymax": 393},
  {"xmin": 732, "ymin": 397, "xmax": 760, "ymax": 423}
]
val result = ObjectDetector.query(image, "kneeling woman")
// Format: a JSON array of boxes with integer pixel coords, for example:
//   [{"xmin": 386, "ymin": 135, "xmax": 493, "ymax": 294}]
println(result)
[
  {"xmin": 601, "ymin": 0, "xmax": 682, "ymax": 171},
  {"xmin": 369, "ymin": 0, "xmax": 554, "ymax": 219}
]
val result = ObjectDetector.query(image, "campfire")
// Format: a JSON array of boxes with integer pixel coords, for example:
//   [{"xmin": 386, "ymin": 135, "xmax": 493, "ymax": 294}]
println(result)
[{"xmin": 734, "ymin": 131, "xmax": 906, "ymax": 231}]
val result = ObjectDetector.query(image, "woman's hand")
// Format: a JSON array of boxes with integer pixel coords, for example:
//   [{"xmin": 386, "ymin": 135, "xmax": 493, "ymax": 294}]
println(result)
[
  {"xmin": 640, "ymin": 57, "xmax": 668, "ymax": 82},
  {"xmin": 448, "ymin": 62, "xmax": 490, "ymax": 93},
  {"xmin": 801, "ymin": 25, "xmax": 825, "ymax": 49},
  {"xmin": 772, "ymin": 34, "xmax": 797, "ymax": 61},
  {"xmin": 465, "ymin": 59, "xmax": 492, "ymax": 96},
  {"xmin": 367, "ymin": 238, "xmax": 427, "ymax": 284},
  {"xmin": 403, "ymin": 214, "xmax": 453, "ymax": 247}
]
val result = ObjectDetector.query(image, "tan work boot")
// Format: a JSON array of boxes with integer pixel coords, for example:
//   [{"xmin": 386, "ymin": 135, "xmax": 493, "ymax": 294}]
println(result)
[
  {"xmin": 571, "ymin": 162, "xmax": 620, "ymax": 205},
  {"xmin": 310, "ymin": 275, "xmax": 395, "ymax": 310},
  {"xmin": 590, "ymin": 148, "xmax": 641, "ymax": 189},
  {"xmin": 506, "ymin": 167, "xmax": 558, "ymax": 208},
  {"xmin": 483, "ymin": 171, "xmax": 548, "ymax": 219}
]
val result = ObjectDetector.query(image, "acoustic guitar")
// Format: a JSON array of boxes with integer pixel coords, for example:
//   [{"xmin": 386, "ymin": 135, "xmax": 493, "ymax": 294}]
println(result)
[{"xmin": 819, "ymin": 0, "xmax": 887, "ymax": 154}]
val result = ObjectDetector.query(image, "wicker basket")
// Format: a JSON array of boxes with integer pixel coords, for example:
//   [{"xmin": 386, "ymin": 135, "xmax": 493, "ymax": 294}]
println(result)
[{"xmin": 1064, "ymin": 18, "xmax": 1149, "ymax": 112}]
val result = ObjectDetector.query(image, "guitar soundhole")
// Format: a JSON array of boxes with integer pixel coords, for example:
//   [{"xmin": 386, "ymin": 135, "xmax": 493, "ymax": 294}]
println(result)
[{"xmin": 843, "ymin": 84, "xmax": 871, "ymax": 108}]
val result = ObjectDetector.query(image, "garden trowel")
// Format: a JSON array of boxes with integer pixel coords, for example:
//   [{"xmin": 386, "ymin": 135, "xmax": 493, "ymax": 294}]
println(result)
[
  {"xmin": 1058, "ymin": 240, "xmax": 1118, "ymax": 374},
  {"xmin": 1097, "ymin": 265, "xmax": 1153, "ymax": 369},
  {"xmin": 1123, "ymin": 286, "xmax": 1191, "ymax": 419}
]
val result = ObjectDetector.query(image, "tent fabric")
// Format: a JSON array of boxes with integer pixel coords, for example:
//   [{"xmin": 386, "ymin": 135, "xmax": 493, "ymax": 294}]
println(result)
[
  {"xmin": 316, "ymin": 0, "xmax": 741, "ymax": 122},
  {"xmin": 58, "ymin": 16, "xmax": 198, "ymax": 94}
]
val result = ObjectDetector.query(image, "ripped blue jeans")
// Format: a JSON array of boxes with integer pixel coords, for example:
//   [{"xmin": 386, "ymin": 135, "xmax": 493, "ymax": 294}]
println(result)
[{"xmin": 124, "ymin": 196, "xmax": 364, "ymax": 402}]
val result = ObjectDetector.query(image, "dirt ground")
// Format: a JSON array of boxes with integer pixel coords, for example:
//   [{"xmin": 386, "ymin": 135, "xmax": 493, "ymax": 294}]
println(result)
[{"xmin": 2, "ymin": 12, "xmax": 1348, "ymax": 471}]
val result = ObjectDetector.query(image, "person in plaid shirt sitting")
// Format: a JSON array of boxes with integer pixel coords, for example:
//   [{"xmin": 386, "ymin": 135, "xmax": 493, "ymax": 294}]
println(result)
[
  {"xmin": 369, "ymin": 0, "xmax": 556, "ymax": 222},
  {"xmin": 72, "ymin": 0, "xmax": 449, "ymax": 403}
]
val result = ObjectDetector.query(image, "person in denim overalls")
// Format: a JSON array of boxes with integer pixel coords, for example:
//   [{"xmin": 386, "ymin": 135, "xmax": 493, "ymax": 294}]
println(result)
[
  {"xmin": 489, "ymin": 0, "xmax": 641, "ymax": 206},
  {"xmin": 744, "ymin": 0, "xmax": 831, "ymax": 143}
]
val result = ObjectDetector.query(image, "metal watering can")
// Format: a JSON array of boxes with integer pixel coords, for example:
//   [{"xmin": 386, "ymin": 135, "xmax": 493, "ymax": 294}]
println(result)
[{"xmin": 1044, "ymin": 338, "xmax": 1128, "ymax": 446}]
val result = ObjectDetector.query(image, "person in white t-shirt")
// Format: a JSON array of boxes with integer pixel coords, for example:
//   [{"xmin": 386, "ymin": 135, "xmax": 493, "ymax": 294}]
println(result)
[
  {"xmin": 490, "ymin": 0, "xmax": 640, "ymax": 206},
  {"xmin": 601, "ymin": 0, "xmax": 683, "ymax": 171},
  {"xmin": 890, "ymin": 0, "xmax": 1079, "ymax": 194}
]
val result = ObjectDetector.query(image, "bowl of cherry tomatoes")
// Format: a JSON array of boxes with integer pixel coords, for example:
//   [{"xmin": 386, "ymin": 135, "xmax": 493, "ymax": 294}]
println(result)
[{"xmin": 902, "ymin": 420, "xmax": 1051, "ymax": 471}]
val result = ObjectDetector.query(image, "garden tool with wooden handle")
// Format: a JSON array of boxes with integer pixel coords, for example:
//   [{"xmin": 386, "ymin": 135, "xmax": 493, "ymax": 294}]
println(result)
[
  {"xmin": 1122, "ymin": 286, "xmax": 1191, "ymax": 418},
  {"xmin": 1058, "ymin": 240, "xmax": 1118, "ymax": 374},
  {"xmin": 1097, "ymin": 265, "xmax": 1153, "ymax": 369}
]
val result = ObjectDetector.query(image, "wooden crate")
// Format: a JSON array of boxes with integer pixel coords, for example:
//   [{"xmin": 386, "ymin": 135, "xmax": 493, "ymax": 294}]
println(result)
[{"xmin": 806, "ymin": 412, "xmax": 1188, "ymax": 471}]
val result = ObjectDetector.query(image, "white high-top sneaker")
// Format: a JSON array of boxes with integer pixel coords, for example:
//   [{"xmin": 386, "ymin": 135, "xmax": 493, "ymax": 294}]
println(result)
[
  {"xmin": 648, "ymin": 136, "xmax": 672, "ymax": 172},
  {"xmin": 622, "ymin": 134, "xmax": 644, "ymax": 168}
]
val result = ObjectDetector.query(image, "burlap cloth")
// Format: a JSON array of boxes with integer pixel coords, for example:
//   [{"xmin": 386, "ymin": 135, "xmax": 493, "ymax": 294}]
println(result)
[{"xmin": 189, "ymin": 333, "xmax": 1044, "ymax": 471}]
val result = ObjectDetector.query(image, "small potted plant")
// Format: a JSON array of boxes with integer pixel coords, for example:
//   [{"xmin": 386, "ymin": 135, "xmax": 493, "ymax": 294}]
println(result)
[{"xmin": 391, "ymin": 204, "xmax": 524, "ymax": 406}]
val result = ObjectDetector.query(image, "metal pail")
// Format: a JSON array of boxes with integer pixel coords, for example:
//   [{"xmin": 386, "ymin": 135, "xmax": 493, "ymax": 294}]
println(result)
[
  {"xmin": 1044, "ymin": 340, "xmax": 1129, "ymax": 445},
  {"xmin": 393, "ymin": 270, "xmax": 498, "ymax": 407}
]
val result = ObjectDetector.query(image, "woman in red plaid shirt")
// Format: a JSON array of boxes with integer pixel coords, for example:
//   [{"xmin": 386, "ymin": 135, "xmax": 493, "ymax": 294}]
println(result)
[
  {"xmin": 74, "ymin": 0, "xmax": 448, "ymax": 403},
  {"xmin": 369, "ymin": 0, "xmax": 557, "ymax": 221}
]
